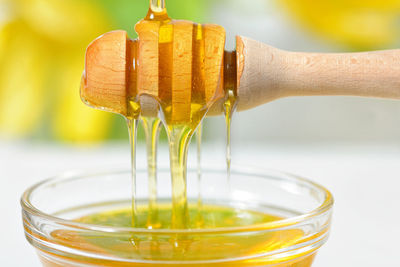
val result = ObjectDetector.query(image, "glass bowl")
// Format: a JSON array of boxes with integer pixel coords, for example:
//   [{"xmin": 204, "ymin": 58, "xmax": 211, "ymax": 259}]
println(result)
[{"xmin": 21, "ymin": 167, "xmax": 333, "ymax": 266}]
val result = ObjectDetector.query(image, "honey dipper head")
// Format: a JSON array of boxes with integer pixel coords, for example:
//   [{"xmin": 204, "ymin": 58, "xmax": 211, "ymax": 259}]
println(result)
[{"xmin": 81, "ymin": 22, "xmax": 226, "ymax": 123}]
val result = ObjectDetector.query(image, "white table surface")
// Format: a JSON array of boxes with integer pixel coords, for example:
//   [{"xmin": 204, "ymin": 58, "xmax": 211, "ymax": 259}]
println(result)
[{"xmin": 2, "ymin": 141, "xmax": 400, "ymax": 266}]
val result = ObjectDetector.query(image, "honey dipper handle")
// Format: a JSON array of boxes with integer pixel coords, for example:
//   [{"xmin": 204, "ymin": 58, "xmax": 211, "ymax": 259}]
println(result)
[{"xmin": 236, "ymin": 36, "xmax": 400, "ymax": 111}]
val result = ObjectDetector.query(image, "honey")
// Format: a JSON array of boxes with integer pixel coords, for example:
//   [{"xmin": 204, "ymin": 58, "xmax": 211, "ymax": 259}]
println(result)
[{"xmin": 38, "ymin": 202, "xmax": 317, "ymax": 266}]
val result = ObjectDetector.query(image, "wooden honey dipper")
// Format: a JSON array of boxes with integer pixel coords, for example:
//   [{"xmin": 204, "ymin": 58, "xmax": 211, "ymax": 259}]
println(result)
[
  {"xmin": 81, "ymin": 16, "xmax": 400, "ymax": 121},
  {"xmin": 81, "ymin": 10, "xmax": 226, "ymax": 123}
]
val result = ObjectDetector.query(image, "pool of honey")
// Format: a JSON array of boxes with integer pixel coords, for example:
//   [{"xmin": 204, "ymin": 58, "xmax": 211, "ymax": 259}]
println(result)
[{"xmin": 34, "ymin": 203, "xmax": 318, "ymax": 266}]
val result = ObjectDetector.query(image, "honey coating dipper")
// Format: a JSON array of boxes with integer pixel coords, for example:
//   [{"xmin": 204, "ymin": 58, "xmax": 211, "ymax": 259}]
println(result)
[
  {"xmin": 81, "ymin": 24, "xmax": 400, "ymax": 119},
  {"xmin": 81, "ymin": 18, "xmax": 226, "ymax": 123}
]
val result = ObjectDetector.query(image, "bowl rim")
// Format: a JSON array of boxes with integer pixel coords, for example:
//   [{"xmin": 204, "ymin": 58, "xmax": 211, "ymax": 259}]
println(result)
[{"xmin": 21, "ymin": 166, "xmax": 334, "ymax": 234}]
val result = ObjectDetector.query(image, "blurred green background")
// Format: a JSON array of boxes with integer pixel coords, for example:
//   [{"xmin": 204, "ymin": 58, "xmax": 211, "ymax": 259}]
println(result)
[{"xmin": 1, "ymin": 0, "xmax": 400, "ymax": 143}]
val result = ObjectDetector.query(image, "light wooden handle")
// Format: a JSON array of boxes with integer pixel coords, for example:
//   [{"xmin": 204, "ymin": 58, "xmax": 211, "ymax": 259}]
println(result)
[{"xmin": 236, "ymin": 36, "xmax": 400, "ymax": 111}]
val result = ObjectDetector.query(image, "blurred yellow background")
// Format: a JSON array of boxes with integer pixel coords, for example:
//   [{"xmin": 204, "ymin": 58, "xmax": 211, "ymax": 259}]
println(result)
[
  {"xmin": 1, "ymin": 0, "xmax": 399, "ymax": 142},
  {"xmin": 281, "ymin": 0, "xmax": 400, "ymax": 50}
]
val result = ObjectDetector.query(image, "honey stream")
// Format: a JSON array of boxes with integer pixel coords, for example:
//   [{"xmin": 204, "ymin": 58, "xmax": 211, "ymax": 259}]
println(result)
[
  {"xmin": 223, "ymin": 50, "xmax": 238, "ymax": 183},
  {"xmin": 195, "ymin": 124, "xmax": 204, "ymax": 227},
  {"xmin": 141, "ymin": 117, "xmax": 162, "ymax": 228},
  {"xmin": 126, "ymin": 0, "xmax": 232, "ymax": 229}
]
